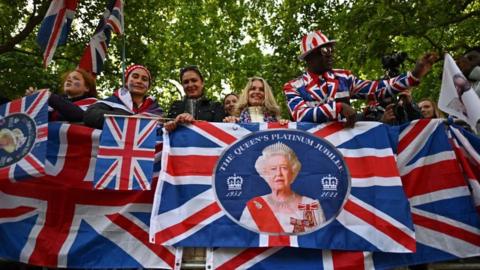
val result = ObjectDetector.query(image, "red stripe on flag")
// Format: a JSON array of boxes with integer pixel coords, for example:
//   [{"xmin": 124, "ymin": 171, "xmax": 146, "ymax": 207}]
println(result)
[
  {"xmin": 154, "ymin": 202, "xmax": 222, "ymax": 244},
  {"xmin": 136, "ymin": 121, "xmax": 156, "ymax": 146},
  {"xmin": 37, "ymin": 126, "xmax": 48, "ymax": 140},
  {"xmin": 95, "ymin": 160, "xmax": 119, "ymax": 189},
  {"xmin": 119, "ymin": 118, "xmax": 136, "ymax": 190},
  {"xmin": 398, "ymin": 119, "xmax": 430, "ymax": 153},
  {"xmin": 332, "ymin": 251, "xmax": 366, "ymax": 270},
  {"xmin": 193, "ymin": 122, "xmax": 237, "ymax": 144},
  {"xmin": 345, "ymin": 156, "xmax": 399, "ymax": 178},
  {"xmin": 344, "ymin": 199, "xmax": 416, "ymax": 252},
  {"xmin": 166, "ymin": 155, "xmax": 217, "ymax": 176},
  {"xmin": 402, "ymin": 159, "xmax": 465, "ymax": 198},
  {"xmin": 413, "ymin": 212, "xmax": 480, "ymax": 246},
  {"xmin": 43, "ymin": 8, "xmax": 67, "ymax": 67},
  {"xmin": 313, "ymin": 122, "xmax": 344, "ymax": 138},
  {"xmin": 26, "ymin": 90, "xmax": 47, "ymax": 115},
  {"xmin": 216, "ymin": 248, "xmax": 269, "ymax": 270},
  {"xmin": 133, "ymin": 166, "xmax": 147, "ymax": 190},
  {"xmin": 0, "ymin": 167, "xmax": 10, "ymax": 181},
  {"xmin": 0, "ymin": 206, "xmax": 36, "ymax": 218},
  {"xmin": 107, "ymin": 213, "xmax": 176, "ymax": 268},
  {"xmin": 24, "ymin": 155, "xmax": 45, "ymax": 175},
  {"xmin": 452, "ymin": 144, "xmax": 480, "ymax": 181},
  {"xmin": 8, "ymin": 98, "xmax": 22, "ymax": 114},
  {"xmin": 267, "ymin": 122, "xmax": 288, "ymax": 129},
  {"xmin": 268, "ymin": 235, "xmax": 291, "ymax": 246}
]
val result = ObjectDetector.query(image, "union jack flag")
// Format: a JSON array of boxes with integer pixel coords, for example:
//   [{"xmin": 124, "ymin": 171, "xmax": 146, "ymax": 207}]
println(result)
[
  {"xmin": 78, "ymin": 0, "xmax": 123, "ymax": 75},
  {"xmin": 209, "ymin": 248, "xmax": 373, "ymax": 270},
  {"xmin": 106, "ymin": 0, "xmax": 124, "ymax": 35},
  {"xmin": 94, "ymin": 115, "xmax": 158, "ymax": 190},
  {"xmin": 448, "ymin": 124, "xmax": 480, "ymax": 212},
  {"xmin": 0, "ymin": 123, "xmax": 178, "ymax": 269},
  {"xmin": 37, "ymin": 0, "xmax": 78, "ymax": 68},
  {"xmin": 150, "ymin": 121, "xmax": 416, "ymax": 252},
  {"xmin": 210, "ymin": 119, "xmax": 480, "ymax": 269},
  {"xmin": 0, "ymin": 91, "xmax": 49, "ymax": 182}
]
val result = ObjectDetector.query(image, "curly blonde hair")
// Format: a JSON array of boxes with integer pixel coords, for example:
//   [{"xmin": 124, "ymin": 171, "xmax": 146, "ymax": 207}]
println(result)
[{"xmin": 234, "ymin": 77, "xmax": 280, "ymax": 118}]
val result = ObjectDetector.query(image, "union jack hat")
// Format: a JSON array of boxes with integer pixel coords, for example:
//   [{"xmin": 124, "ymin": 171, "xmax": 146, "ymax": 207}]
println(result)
[{"xmin": 299, "ymin": 30, "xmax": 336, "ymax": 60}]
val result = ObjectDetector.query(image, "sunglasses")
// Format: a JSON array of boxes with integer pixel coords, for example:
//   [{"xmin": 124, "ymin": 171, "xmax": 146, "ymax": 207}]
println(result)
[
  {"xmin": 179, "ymin": 65, "xmax": 204, "ymax": 81},
  {"xmin": 180, "ymin": 65, "xmax": 200, "ymax": 74},
  {"xmin": 319, "ymin": 46, "xmax": 334, "ymax": 56}
]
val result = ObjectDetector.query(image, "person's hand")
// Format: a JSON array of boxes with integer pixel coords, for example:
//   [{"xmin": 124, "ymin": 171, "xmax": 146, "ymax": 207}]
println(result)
[
  {"xmin": 164, "ymin": 120, "xmax": 177, "ymax": 133},
  {"xmin": 412, "ymin": 52, "xmax": 438, "ymax": 79},
  {"xmin": 223, "ymin": 116, "xmax": 239, "ymax": 123},
  {"xmin": 25, "ymin": 86, "xmax": 37, "ymax": 96},
  {"xmin": 175, "ymin": 113, "xmax": 195, "ymax": 124},
  {"xmin": 381, "ymin": 104, "xmax": 396, "ymax": 124},
  {"xmin": 397, "ymin": 90, "xmax": 412, "ymax": 105},
  {"xmin": 341, "ymin": 103, "xmax": 356, "ymax": 128},
  {"xmin": 278, "ymin": 119, "xmax": 289, "ymax": 125}
]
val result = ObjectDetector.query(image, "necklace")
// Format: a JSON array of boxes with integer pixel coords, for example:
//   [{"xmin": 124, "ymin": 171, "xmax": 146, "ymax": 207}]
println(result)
[{"xmin": 266, "ymin": 193, "xmax": 298, "ymax": 209}]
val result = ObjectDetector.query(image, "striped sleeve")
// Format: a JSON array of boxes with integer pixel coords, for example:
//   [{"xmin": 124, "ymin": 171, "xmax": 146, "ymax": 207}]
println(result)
[
  {"xmin": 350, "ymin": 71, "xmax": 420, "ymax": 100},
  {"xmin": 283, "ymin": 79, "xmax": 341, "ymax": 123}
]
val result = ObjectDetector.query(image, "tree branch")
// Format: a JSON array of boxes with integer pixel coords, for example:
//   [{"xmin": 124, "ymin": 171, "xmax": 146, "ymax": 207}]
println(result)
[
  {"xmin": 0, "ymin": 1, "xmax": 50, "ymax": 54},
  {"xmin": 12, "ymin": 47, "xmax": 77, "ymax": 64}
]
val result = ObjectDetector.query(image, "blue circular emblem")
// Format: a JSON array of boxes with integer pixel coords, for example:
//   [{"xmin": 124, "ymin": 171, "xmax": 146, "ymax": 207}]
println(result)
[
  {"xmin": 213, "ymin": 129, "xmax": 350, "ymax": 235},
  {"xmin": 0, "ymin": 113, "xmax": 37, "ymax": 168}
]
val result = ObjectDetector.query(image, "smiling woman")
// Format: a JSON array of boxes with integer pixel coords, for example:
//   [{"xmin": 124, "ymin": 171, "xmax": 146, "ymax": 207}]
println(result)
[
  {"xmin": 24, "ymin": 68, "xmax": 97, "ymax": 123},
  {"xmin": 83, "ymin": 64, "xmax": 163, "ymax": 129},
  {"xmin": 223, "ymin": 77, "xmax": 286, "ymax": 124},
  {"xmin": 164, "ymin": 65, "xmax": 225, "ymax": 132}
]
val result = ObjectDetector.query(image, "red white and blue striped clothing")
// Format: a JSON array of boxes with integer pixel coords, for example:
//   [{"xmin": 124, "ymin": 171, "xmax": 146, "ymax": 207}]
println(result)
[{"xmin": 283, "ymin": 69, "xmax": 420, "ymax": 123}]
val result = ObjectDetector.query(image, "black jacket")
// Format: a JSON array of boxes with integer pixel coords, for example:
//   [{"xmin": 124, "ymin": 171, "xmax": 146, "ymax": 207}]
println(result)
[
  {"xmin": 167, "ymin": 97, "xmax": 225, "ymax": 122},
  {"xmin": 83, "ymin": 102, "xmax": 132, "ymax": 129}
]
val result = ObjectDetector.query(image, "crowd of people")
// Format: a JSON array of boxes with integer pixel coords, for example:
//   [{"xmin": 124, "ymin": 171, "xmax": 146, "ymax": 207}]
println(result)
[
  {"xmin": 12, "ymin": 30, "xmax": 479, "ymax": 134},
  {"xmin": 2, "ymin": 29, "xmax": 479, "ymax": 269}
]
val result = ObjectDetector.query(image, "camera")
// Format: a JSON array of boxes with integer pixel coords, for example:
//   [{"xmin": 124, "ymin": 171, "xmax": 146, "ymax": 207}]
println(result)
[{"xmin": 382, "ymin": 52, "xmax": 407, "ymax": 78}]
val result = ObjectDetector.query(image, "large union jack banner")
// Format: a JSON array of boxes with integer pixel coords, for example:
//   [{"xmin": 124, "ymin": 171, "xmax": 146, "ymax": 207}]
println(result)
[
  {"xmin": 94, "ymin": 115, "xmax": 158, "ymax": 190},
  {"xmin": 0, "ymin": 123, "xmax": 178, "ymax": 269},
  {"xmin": 0, "ymin": 91, "xmax": 49, "ymax": 182},
  {"xmin": 209, "ymin": 119, "xmax": 480, "ymax": 269},
  {"xmin": 150, "ymin": 121, "xmax": 416, "ymax": 252}
]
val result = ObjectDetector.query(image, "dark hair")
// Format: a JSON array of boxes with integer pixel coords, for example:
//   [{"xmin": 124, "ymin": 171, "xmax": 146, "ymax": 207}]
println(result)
[
  {"xmin": 180, "ymin": 65, "xmax": 204, "ymax": 82},
  {"xmin": 61, "ymin": 69, "xmax": 97, "ymax": 97},
  {"xmin": 223, "ymin": 93, "xmax": 238, "ymax": 105},
  {"xmin": 465, "ymin": 46, "xmax": 480, "ymax": 55}
]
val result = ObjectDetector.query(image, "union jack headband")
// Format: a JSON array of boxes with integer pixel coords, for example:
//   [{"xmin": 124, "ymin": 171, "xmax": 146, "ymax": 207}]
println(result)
[
  {"xmin": 125, "ymin": 64, "xmax": 152, "ymax": 85},
  {"xmin": 299, "ymin": 30, "xmax": 336, "ymax": 60}
]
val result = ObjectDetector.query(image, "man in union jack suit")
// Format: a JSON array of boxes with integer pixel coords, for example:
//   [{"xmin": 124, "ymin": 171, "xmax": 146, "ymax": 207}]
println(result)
[{"xmin": 284, "ymin": 30, "xmax": 438, "ymax": 127}]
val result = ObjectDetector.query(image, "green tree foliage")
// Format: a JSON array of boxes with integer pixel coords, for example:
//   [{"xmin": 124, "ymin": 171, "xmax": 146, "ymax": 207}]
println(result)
[{"xmin": 0, "ymin": 0, "xmax": 478, "ymax": 114}]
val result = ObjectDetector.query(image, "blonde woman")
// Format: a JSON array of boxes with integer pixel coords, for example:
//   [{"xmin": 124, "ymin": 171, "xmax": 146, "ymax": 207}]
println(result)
[
  {"xmin": 418, "ymin": 98, "xmax": 444, "ymax": 119},
  {"xmin": 223, "ymin": 77, "xmax": 288, "ymax": 124}
]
